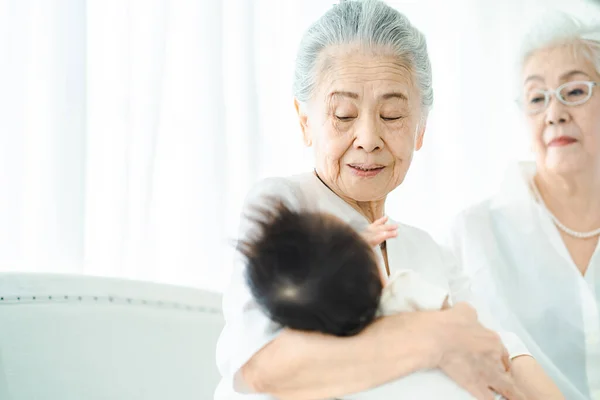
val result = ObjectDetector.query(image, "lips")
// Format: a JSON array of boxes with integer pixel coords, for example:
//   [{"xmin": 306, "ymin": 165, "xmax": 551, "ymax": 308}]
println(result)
[
  {"xmin": 348, "ymin": 164, "xmax": 385, "ymax": 171},
  {"xmin": 347, "ymin": 164, "xmax": 386, "ymax": 178},
  {"xmin": 548, "ymin": 136, "xmax": 577, "ymax": 147}
]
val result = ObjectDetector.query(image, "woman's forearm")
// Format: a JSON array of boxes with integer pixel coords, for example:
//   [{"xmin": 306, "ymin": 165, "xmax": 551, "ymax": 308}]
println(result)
[
  {"xmin": 241, "ymin": 312, "xmax": 438, "ymax": 400},
  {"xmin": 510, "ymin": 355, "xmax": 564, "ymax": 399}
]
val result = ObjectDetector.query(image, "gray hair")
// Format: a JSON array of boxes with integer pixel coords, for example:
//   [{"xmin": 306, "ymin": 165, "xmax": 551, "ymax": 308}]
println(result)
[
  {"xmin": 293, "ymin": 0, "xmax": 433, "ymax": 114},
  {"xmin": 518, "ymin": 12, "xmax": 600, "ymax": 78}
]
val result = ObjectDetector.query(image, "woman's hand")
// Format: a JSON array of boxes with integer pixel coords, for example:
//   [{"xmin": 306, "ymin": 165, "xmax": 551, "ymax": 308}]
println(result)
[
  {"xmin": 433, "ymin": 303, "xmax": 525, "ymax": 400},
  {"xmin": 361, "ymin": 216, "xmax": 398, "ymax": 247}
]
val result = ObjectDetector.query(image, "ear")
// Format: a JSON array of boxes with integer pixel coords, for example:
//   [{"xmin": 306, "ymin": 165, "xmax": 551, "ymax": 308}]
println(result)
[
  {"xmin": 294, "ymin": 98, "xmax": 312, "ymax": 147},
  {"xmin": 415, "ymin": 120, "xmax": 427, "ymax": 151}
]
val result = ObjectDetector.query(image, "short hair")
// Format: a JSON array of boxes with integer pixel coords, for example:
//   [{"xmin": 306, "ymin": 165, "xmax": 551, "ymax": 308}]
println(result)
[
  {"xmin": 293, "ymin": 0, "xmax": 433, "ymax": 115},
  {"xmin": 239, "ymin": 199, "xmax": 383, "ymax": 337},
  {"xmin": 518, "ymin": 12, "xmax": 600, "ymax": 80}
]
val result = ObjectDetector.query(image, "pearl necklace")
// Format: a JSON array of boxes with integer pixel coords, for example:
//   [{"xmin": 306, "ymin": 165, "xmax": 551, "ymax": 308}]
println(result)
[{"xmin": 530, "ymin": 179, "xmax": 600, "ymax": 239}]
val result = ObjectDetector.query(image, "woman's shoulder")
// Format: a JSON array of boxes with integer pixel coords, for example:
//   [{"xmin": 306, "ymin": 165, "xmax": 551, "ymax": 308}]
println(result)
[
  {"xmin": 451, "ymin": 199, "xmax": 495, "ymax": 234},
  {"xmin": 451, "ymin": 162, "xmax": 535, "ymax": 238},
  {"xmin": 443, "ymin": 199, "xmax": 500, "ymax": 264},
  {"xmin": 243, "ymin": 173, "xmax": 317, "ymax": 210}
]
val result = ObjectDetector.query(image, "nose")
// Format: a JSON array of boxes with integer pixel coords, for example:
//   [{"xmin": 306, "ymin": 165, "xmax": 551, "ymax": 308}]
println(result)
[
  {"xmin": 545, "ymin": 98, "xmax": 572, "ymax": 126},
  {"xmin": 353, "ymin": 117, "xmax": 384, "ymax": 152}
]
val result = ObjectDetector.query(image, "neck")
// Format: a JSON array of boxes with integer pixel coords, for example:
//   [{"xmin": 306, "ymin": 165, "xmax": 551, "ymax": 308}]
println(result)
[
  {"xmin": 312, "ymin": 170, "xmax": 386, "ymax": 222},
  {"xmin": 330, "ymin": 189, "xmax": 386, "ymax": 222},
  {"xmin": 352, "ymin": 200, "xmax": 386, "ymax": 223},
  {"xmin": 534, "ymin": 167, "xmax": 600, "ymax": 230}
]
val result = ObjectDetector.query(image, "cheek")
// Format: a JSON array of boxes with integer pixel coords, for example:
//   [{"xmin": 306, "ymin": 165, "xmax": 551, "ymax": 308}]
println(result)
[
  {"xmin": 315, "ymin": 122, "xmax": 353, "ymax": 164},
  {"xmin": 570, "ymin": 97, "xmax": 600, "ymax": 148},
  {"xmin": 384, "ymin": 121, "xmax": 416, "ymax": 156},
  {"xmin": 582, "ymin": 102, "xmax": 600, "ymax": 134},
  {"xmin": 527, "ymin": 118, "xmax": 545, "ymax": 148},
  {"xmin": 593, "ymin": 116, "xmax": 600, "ymax": 141},
  {"xmin": 582, "ymin": 115, "xmax": 600, "ymax": 152}
]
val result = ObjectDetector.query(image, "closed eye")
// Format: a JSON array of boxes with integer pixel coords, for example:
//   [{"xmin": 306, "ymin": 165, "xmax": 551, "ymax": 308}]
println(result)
[
  {"xmin": 381, "ymin": 116, "xmax": 402, "ymax": 121},
  {"xmin": 335, "ymin": 115, "xmax": 355, "ymax": 121}
]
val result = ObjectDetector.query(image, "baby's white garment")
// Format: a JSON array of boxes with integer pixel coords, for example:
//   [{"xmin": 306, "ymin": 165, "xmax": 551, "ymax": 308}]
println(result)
[
  {"xmin": 345, "ymin": 270, "xmax": 504, "ymax": 400},
  {"xmin": 378, "ymin": 269, "xmax": 449, "ymax": 315}
]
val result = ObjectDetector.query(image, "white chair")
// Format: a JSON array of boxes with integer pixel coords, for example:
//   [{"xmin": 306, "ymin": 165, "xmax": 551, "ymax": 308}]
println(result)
[{"xmin": 0, "ymin": 273, "xmax": 224, "ymax": 400}]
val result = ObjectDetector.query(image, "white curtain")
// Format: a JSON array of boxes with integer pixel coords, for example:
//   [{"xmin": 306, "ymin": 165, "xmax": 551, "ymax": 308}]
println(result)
[{"xmin": 1, "ymin": 0, "xmax": 598, "ymax": 292}]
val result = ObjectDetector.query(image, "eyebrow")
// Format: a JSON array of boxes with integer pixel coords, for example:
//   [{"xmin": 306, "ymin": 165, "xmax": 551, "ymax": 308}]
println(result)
[
  {"xmin": 330, "ymin": 91, "xmax": 359, "ymax": 99},
  {"xmin": 329, "ymin": 91, "xmax": 408, "ymax": 101},
  {"xmin": 524, "ymin": 70, "xmax": 592, "ymax": 84},
  {"xmin": 381, "ymin": 92, "xmax": 408, "ymax": 101},
  {"xmin": 560, "ymin": 70, "xmax": 591, "ymax": 80}
]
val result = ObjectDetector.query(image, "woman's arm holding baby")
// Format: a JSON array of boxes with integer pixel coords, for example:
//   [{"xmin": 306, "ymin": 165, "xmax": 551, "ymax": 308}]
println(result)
[
  {"xmin": 242, "ymin": 311, "xmax": 437, "ymax": 400},
  {"xmin": 243, "ymin": 304, "xmax": 524, "ymax": 400},
  {"xmin": 510, "ymin": 356, "xmax": 563, "ymax": 399}
]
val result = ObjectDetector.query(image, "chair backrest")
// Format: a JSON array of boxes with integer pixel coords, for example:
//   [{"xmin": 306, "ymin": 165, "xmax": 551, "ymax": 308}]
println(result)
[{"xmin": 0, "ymin": 273, "xmax": 224, "ymax": 400}]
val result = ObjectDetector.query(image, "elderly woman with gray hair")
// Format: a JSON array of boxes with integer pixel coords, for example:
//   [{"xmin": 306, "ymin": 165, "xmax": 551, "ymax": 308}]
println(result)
[
  {"xmin": 448, "ymin": 13, "xmax": 600, "ymax": 400},
  {"xmin": 215, "ymin": 1, "xmax": 561, "ymax": 399}
]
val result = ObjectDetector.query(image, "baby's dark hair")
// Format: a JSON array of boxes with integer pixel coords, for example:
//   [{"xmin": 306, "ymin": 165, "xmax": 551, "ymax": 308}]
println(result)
[{"xmin": 239, "ymin": 199, "xmax": 383, "ymax": 337}]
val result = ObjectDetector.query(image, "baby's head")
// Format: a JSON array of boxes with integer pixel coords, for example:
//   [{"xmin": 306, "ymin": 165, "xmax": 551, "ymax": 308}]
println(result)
[{"xmin": 239, "ymin": 199, "xmax": 383, "ymax": 336}]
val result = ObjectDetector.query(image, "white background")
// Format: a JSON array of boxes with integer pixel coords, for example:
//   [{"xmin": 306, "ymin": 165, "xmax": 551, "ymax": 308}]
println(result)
[{"xmin": 0, "ymin": 0, "xmax": 599, "ymax": 292}]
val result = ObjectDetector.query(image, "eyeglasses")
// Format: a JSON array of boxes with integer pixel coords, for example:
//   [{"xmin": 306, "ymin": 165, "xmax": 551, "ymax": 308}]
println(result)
[{"xmin": 520, "ymin": 81, "xmax": 599, "ymax": 115}]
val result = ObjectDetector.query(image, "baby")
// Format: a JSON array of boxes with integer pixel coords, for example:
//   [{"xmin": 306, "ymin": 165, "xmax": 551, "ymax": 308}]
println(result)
[{"xmin": 239, "ymin": 200, "xmax": 503, "ymax": 399}]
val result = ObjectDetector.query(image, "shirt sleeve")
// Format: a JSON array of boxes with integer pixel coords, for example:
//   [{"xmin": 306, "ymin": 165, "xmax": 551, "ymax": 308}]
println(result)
[
  {"xmin": 215, "ymin": 177, "xmax": 304, "ymax": 394},
  {"xmin": 440, "ymin": 245, "xmax": 530, "ymax": 360}
]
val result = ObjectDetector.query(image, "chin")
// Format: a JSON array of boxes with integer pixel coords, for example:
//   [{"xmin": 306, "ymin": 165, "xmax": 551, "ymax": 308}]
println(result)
[
  {"xmin": 543, "ymin": 156, "xmax": 587, "ymax": 175},
  {"xmin": 345, "ymin": 177, "xmax": 401, "ymax": 203}
]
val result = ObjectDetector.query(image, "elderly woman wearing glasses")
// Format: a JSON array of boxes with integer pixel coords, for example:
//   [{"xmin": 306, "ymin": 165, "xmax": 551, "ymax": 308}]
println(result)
[{"xmin": 447, "ymin": 14, "xmax": 600, "ymax": 400}]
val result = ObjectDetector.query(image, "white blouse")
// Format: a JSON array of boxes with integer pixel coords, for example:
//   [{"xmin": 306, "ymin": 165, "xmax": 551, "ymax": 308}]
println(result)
[
  {"xmin": 447, "ymin": 162, "xmax": 600, "ymax": 400},
  {"xmin": 215, "ymin": 172, "xmax": 528, "ymax": 400}
]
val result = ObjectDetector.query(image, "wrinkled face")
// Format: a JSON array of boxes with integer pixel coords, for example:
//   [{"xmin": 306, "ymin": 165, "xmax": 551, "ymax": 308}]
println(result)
[
  {"xmin": 295, "ymin": 48, "xmax": 426, "ymax": 203},
  {"xmin": 522, "ymin": 44, "xmax": 600, "ymax": 176}
]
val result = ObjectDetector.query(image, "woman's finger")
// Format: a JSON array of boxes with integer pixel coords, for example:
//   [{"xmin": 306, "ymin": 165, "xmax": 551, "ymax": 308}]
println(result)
[
  {"xmin": 501, "ymin": 349, "xmax": 511, "ymax": 372},
  {"xmin": 489, "ymin": 373, "xmax": 525, "ymax": 400}
]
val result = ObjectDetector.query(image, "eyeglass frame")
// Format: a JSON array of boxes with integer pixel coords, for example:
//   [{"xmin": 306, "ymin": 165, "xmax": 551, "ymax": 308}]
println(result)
[{"xmin": 518, "ymin": 80, "xmax": 599, "ymax": 115}]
